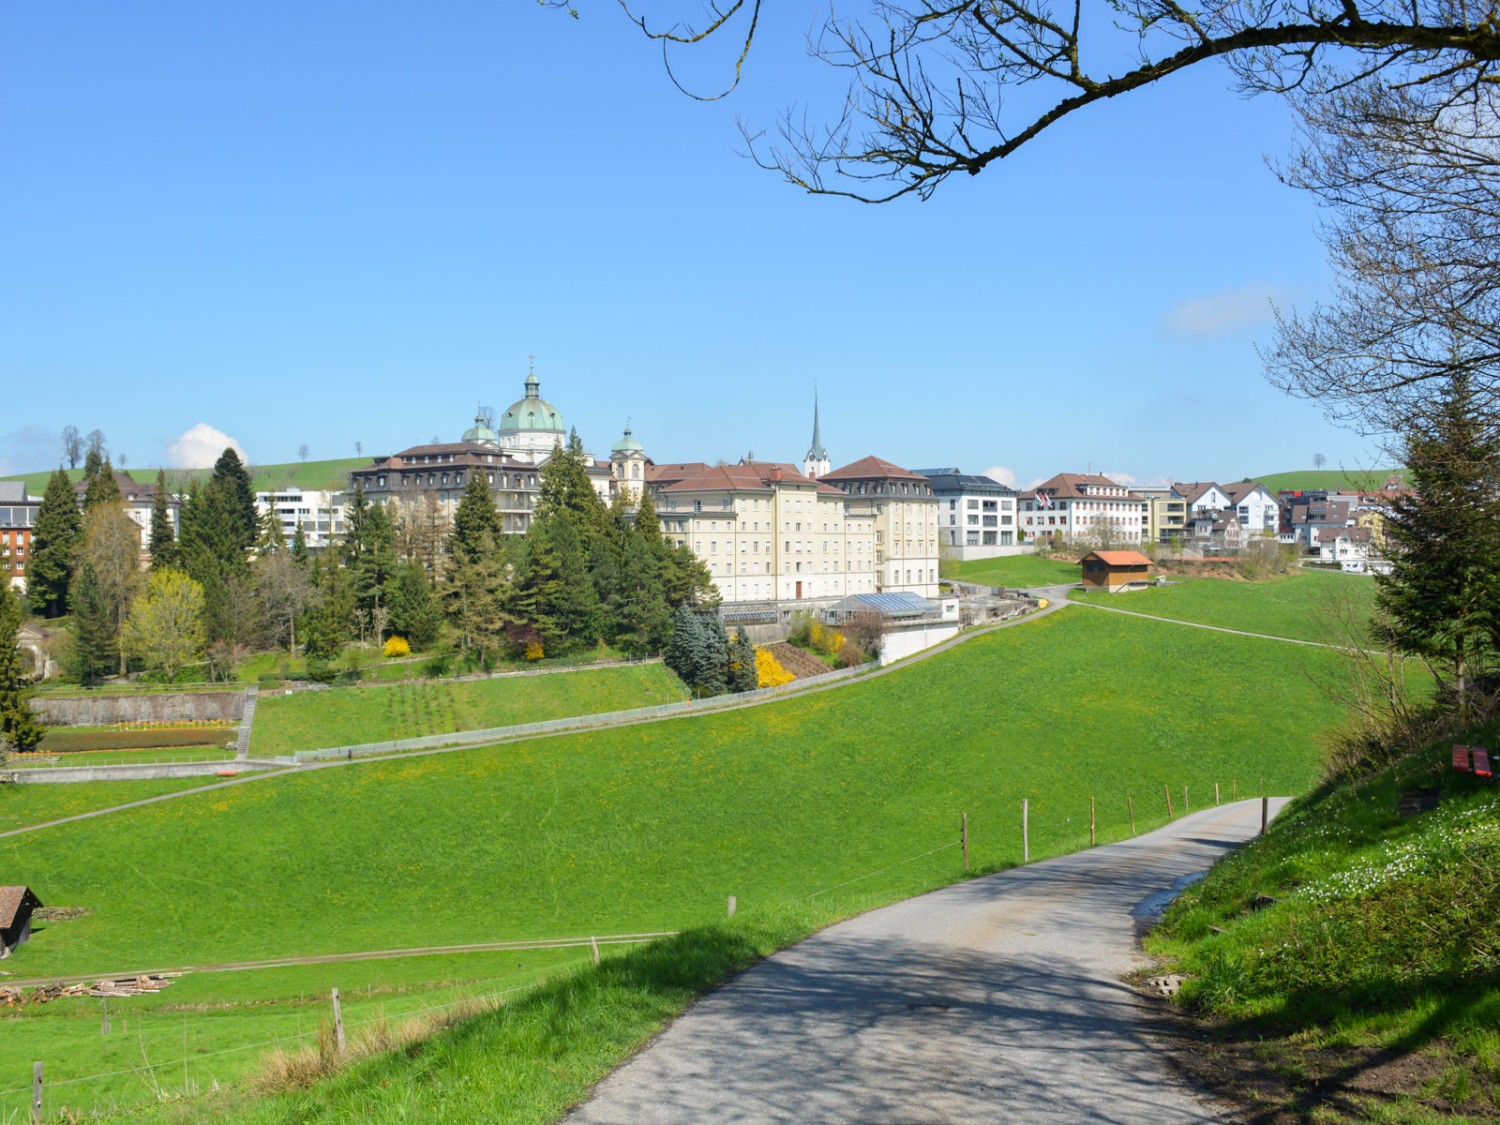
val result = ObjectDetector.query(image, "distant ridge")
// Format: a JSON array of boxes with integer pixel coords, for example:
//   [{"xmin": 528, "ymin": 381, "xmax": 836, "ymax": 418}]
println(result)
[
  {"xmin": 1249, "ymin": 468, "xmax": 1406, "ymax": 493},
  {"xmin": 0, "ymin": 456, "xmax": 370, "ymax": 496}
]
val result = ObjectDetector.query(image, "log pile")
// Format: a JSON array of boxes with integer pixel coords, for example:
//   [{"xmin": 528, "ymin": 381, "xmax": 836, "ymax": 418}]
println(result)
[{"xmin": 1, "ymin": 975, "xmax": 174, "ymax": 1007}]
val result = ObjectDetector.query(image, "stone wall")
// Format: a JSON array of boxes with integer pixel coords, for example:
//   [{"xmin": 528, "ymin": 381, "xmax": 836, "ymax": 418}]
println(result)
[{"xmin": 28, "ymin": 691, "xmax": 246, "ymax": 727}]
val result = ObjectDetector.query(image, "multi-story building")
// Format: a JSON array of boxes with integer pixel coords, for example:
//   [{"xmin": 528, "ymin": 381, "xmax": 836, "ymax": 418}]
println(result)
[
  {"xmin": 0, "ymin": 482, "xmax": 38, "ymax": 591},
  {"xmin": 71, "ymin": 471, "xmax": 178, "ymax": 565},
  {"xmin": 648, "ymin": 460, "xmax": 878, "ymax": 605},
  {"xmin": 1130, "ymin": 486, "xmax": 1187, "ymax": 544},
  {"xmin": 1019, "ymin": 472, "xmax": 1144, "ymax": 546},
  {"xmin": 350, "ymin": 371, "xmax": 635, "ymax": 541},
  {"xmin": 916, "ymin": 469, "xmax": 1019, "ymax": 557},
  {"xmin": 818, "ymin": 456, "xmax": 940, "ymax": 596},
  {"xmin": 255, "ymin": 488, "xmax": 348, "ymax": 550}
]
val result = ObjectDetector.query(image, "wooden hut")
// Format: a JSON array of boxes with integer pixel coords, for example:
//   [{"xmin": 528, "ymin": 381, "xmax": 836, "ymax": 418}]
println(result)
[
  {"xmin": 0, "ymin": 886, "xmax": 42, "ymax": 951},
  {"xmin": 1079, "ymin": 550, "xmax": 1152, "ymax": 593}
]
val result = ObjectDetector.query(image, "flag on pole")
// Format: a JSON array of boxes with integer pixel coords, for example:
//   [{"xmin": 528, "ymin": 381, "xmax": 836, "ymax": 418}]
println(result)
[{"xmin": 1035, "ymin": 491, "xmax": 1052, "ymax": 510}]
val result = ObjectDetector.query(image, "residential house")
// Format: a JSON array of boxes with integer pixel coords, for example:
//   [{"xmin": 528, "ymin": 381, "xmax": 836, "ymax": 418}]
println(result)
[
  {"xmin": 72, "ymin": 471, "xmax": 177, "ymax": 566},
  {"xmin": 1174, "ymin": 482, "xmax": 1234, "ymax": 516},
  {"xmin": 1130, "ymin": 485, "xmax": 1187, "ymax": 544},
  {"xmin": 255, "ymin": 488, "xmax": 348, "ymax": 550},
  {"xmin": 1221, "ymin": 481, "xmax": 1279, "ymax": 534},
  {"xmin": 0, "ymin": 482, "xmax": 38, "ymax": 591}
]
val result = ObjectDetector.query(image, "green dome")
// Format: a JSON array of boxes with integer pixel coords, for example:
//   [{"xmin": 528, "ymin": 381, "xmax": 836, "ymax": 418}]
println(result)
[
  {"xmin": 611, "ymin": 426, "xmax": 643, "ymax": 455},
  {"xmin": 499, "ymin": 372, "xmax": 565, "ymax": 435},
  {"xmin": 461, "ymin": 413, "xmax": 501, "ymax": 445}
]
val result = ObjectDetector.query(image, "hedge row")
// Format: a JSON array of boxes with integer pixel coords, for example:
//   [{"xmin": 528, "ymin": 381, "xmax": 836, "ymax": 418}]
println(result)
[{"xmin": 37, "ymin": 728, "xmax": 237, "ymax": 753}]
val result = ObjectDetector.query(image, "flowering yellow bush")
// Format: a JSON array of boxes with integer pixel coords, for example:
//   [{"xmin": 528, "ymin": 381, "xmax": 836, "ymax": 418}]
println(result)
[
  {"xmin": 755, "ymin": 647, "xmax": 794, "ymax": 688},
  {"xmin": 383, "ymin": 635, "xmax": 411, "ymax": 658},
  {"xmin": 525, "ymin": 641, "xmax": 545, "ymax": 662}
]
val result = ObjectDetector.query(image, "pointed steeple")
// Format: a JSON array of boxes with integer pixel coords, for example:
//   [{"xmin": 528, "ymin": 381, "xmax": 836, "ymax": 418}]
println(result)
[{"xmin": 804, "ymin": 391, "xmax": 830, "ymax": 479}]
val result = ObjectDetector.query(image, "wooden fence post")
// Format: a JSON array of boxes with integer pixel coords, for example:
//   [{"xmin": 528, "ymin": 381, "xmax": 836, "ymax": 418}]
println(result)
[
  {"xmin": 1089, "ymin": 797, "xmax": 1095, "ymax": 846},
  {"xmin": 1022, "ymin": 799, "xmax": 1029, "ymax": 864},
  {"xmin": 961, "ymin": 813, "xmax": 969, "ymax": 871},
  {"xmin": 330, "ymin": 988, "xmax": 345, "ymax": 1053},
  {"xmin": 1128, "ymin": 795, "xmax": 1136, "ymax": 835},
  {"xmin": 1233, "ymin": 779, "xmax": 1238, "ymax": 799},
  {"xmin": 591, "ymin": 936, "xmax": 601, "ymax": 965},
  {"xmin": 1261, "ymin": 796, "xmax": 1269, "ymax": 836},
  {"xmin": 1184, "ymin": 786, "xmax": 1190, "ymax": 814},
  {"xmin": 101, "ymin": 998, "xmax": 109, "ymax": 1036},
  {"xmin": 32, "ymin": 1061, "xmax": 43, "ymax": 1123},
  {"xmin": 1164, "ymin": 785, "xmax": 1174, "ymax": 820},
  {"xmin": 1215, "ymin": 782, "xmax": 1220, "ymax": 806},
  {"xmin": 727, "ymin": 895, "xmax": 736, "ymax": 918}
]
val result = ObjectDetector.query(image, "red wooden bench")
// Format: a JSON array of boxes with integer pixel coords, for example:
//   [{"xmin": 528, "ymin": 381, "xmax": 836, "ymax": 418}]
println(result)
[
  {"xmin": 1454, "ymin": 745, "xmax": 1472, "ymax": 772},
  {"xmin": 1473, "ymin": 747, "xmax": 1493, "ymax": 780}
]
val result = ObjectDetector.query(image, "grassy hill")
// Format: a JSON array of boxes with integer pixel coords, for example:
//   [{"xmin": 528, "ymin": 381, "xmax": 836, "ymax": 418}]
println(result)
[
  {"xmin": 0, "ymin": 604, "xmax": 1350, "ymax": 1120},
  {"xmin": 1147, "ymin": 728, "xmax": 1500, "ymax": 1121},
  {"xmin": 1253, "ymin": 467, "xmax": 1406, "ymax": 493},
  {"xmin": 2, "ymin": 456, "xmax": 370, "ymax": 496}
]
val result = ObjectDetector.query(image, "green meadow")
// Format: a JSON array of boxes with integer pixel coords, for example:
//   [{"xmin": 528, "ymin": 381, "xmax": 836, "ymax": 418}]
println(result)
[
  {"xmin": 248, "ymin": 662, "xmax": 685, "ymax": 756},
  {"xmin": 0, "ymin": 602, "xmax": 1352, "ymax": 1119},
  {"xmin": 948, "ymin": 553, "xmax": 1080, "ymax": 587},
  {"xmin": 1253, "ymin": 468, "xmax": 1405, "ymax": 493},
  {"xmin": 1073, "ymin": 568, "xmax": 1379, "ymax": 644},
  {"xmin": 0, "ymin": 778, "xmax": 217, "ymax": 834},
  {"xmin": 3, "ymin": 457, "xmax": 368, "ymax": 497}
]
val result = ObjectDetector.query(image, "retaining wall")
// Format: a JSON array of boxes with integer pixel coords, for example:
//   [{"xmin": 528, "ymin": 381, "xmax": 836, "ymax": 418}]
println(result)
[
  {"xmin": 1, "ymin": 759, "xmax": 286, "ymax": 784},
  {"xmin": 29, "ymin": 691, "xmax": 247, "ymax": 727}
]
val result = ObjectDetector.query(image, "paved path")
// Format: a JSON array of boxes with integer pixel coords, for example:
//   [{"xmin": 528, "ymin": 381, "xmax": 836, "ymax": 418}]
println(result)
[
  {"xmin": 569, "ymin": 798, "xmax": 1286, "ymax": 1125},
  {"xmin": 1068, "ymin": 598, "xmax": 1348, "ymax": 649}
]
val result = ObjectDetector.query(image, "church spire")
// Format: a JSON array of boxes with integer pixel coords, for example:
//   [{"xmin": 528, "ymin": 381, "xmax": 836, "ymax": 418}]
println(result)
[{"xmin": 804, "ymin": 390, "xmax": 830, "ymax": 479}]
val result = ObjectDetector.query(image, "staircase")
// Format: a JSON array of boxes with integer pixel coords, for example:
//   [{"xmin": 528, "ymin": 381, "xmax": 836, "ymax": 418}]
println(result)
[{"xmin": 234, "ymin": 687, "xmax": 259, "ymax": 758}]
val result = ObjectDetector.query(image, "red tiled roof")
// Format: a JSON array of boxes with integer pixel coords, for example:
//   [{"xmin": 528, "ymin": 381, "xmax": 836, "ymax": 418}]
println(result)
[
  {"xmin": 1034, "ymin": 472, "xmax": 1130, "ymax": 500},
  {"xmin": 652, "ymin": 461, "xmax": 821, "ymax": 494},
  {"xmin": 1222, "ymin": 481, "xmax": 1269, "ymax": 504},
  {"xmin": 820, "ymin": 455, "xmax": 926, "ymax": 482}
]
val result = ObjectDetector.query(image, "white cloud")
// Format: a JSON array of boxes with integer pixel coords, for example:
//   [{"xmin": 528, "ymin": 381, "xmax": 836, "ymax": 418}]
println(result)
[
  {"xmin": 167, "ymin": 423, "xmax": 246, "ymax": 469},
  {"xmin": 1104, "ymin": 470, "xmax": 1138, "ymax": 486},
  {"xmin": 1161, "ymin": 283, "xmax": 1295, "ymax": 338},
  {"xmin": 981, "ymin": 464, "xmax": 1017, "ymax": 487},
  {"xmin": 1019, "ymin": 476, "xmax": 1047, "ymax": 493}
]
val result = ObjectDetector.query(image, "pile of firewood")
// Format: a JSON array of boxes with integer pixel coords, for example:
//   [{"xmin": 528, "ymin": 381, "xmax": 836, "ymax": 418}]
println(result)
[{"xmin": 1, "ymin": 975, "xmax": 174, "ymax": 1006}]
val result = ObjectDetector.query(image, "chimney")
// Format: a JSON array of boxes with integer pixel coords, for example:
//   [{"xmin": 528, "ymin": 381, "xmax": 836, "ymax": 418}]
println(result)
[{"xmin": 770, "ymin": 467, "xmax": 782, "ymax": 482}]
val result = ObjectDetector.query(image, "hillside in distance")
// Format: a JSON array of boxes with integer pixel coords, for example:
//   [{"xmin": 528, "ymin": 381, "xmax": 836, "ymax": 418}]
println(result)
[{"xmin": 2, "ymin": 456, "xmax": 370, "ymax": 496}]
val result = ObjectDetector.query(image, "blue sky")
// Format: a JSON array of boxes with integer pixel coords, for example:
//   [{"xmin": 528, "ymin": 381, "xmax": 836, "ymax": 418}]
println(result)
[{"xmin": 1, "ymin": 2, "xmax": 1386, "ymax": 487}]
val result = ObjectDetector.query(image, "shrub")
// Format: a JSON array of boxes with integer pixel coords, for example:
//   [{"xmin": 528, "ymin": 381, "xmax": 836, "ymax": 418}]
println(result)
[
  {"xmin": 787, "ymin": 612, "xmax": 815, "ymax": 646},
  {"xmin": 525, "ymin": 641, "xmax": 545, "ymax": 662},
  {"xmin": 754, "ymin": 647, "xmax": 793, "ymax": 688},
  {"xmin": 423, "ymin": 654, "xmax": 452, "ymax": 678},
  {"xmin": 383, "ymin": 635, "xmax": 411, "ymax": 658}
]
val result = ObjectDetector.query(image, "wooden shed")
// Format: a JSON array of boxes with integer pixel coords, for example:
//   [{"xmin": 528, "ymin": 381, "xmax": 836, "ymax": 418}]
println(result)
[
  {"xmin": 1080, "ymin": 550, "xmax": 1153, "ymax": 593},
  {"xmin": 0, "ymin": 886, "xmax": 42, "ymax": 951}
]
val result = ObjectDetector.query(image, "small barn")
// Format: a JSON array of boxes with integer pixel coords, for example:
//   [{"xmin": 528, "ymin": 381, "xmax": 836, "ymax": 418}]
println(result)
[
  {"xmin": 0, "ymin": 886, "xmax": 42, "ymax": 951},
  {"xmin": 1080, "ymin": 550, "xmax": 1153, "ymax": 593}
]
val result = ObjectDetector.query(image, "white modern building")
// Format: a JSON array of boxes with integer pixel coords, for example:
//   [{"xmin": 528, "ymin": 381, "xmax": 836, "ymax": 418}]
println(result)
[
  {"xmin": 1019, "ymin": 472, "xmax": 1144, "ymax": 546},
  {"xmin": 256, "ymin": 488, "xmax": 348, "ymax": 550},
  {"xmin": 916, "ymin": 468, "xmax": 1022, "ymax": 559}
]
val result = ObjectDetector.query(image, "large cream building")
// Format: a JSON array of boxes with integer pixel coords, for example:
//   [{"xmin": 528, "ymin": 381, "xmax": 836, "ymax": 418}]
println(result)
[
  {"xmin": 647, "ymin": 461, "xmax": 878, "ymax": 605},
  {"xmin": 818, "ymin": 456, "xmax": 940, "ymax": 597}
]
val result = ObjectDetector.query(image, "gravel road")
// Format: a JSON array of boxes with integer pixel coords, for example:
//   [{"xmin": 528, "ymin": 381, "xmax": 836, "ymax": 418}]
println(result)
[{"xmin": 569, "ymin": 797, "xmax": 1286, "ymax": 1124}]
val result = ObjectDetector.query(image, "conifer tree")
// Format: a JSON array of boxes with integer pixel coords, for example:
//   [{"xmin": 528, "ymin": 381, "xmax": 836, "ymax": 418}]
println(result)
[
  {"xmin": 210, "ymin": 448, "xmax": 258, "ymax": 552},
  {"xmin": 148, "ymin": 470, "xmax": 179, "ymax": 569},
  {"xmin": 82, "ymin": 458, "xmax": 121, "ymax": 510},
  {"xmin": 448, "ymin": 471, "xmax": 503, "ymax": 565},
  {"xmin": 344, "ymin": 486, "xmax": 396, "ymax": 616},
  {"xmin": 81, "ymin": 447, "xmax": 103, "ymax": 484},
  {"xmin": 388, "ymin": 562, "xmax": 442, "ymax": 650},
  {"xmin": 291, "ymin": 520, "xmax": 309, "ymax": 565},
  {"xmin": 444, "ymin": 530, "xmax": 509, "ymax": 665},
  {"xmin": 0, "ymin": 583, "xmax": 45, "ymax": 751},
  {"xmin": 69, "ymin": 562, "xmax": 113, "ymax": 687},
  {"xmin": 664, "ymin": 605, "xmax": 729, "ymax": 697},
  {"xmin": 1376, "ymin": 372, "xmax": 1500, "ymax": 720},
  {"xmin": 728, "ymin": 626, "xmax": 759, "ymax": 694},
  {"xmin": 29, "ymin": 469, "xmax": 83, "ymax": 618}
]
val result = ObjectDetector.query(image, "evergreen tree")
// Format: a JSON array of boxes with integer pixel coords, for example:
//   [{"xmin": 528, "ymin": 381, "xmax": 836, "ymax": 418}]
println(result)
[
  {"xmin": 662, "ymin": 542, "xmax": 720, "ymax": 610},
  {"xmin": 291, "ymin": 520, "xmax": 309, "ymax": 565},
  {"xmin": 69, "ymin": 562, "xmax": 113, "ymax": 687},
  {"xmin": 728, "ymin": 627, "xmax": 759, "ymax": 693},
  {"xmin": 1376, "ymin": 372, "xmax": 1500, "ymax": 720},
  {"xmin": 611, "ymin": 522, "xmax": 671, "ymax": 656},
  {"xmin": 448, "ymin": 471, "xmax": 503, "ymax": 565},
  {"xmin": 529, "ymin": 513, "xmax": 601, "ymax": 651},
  {"xmin": 255, "ymin": 504, "xmax": 287, "ymax": 554},
  {"xmin": 0, "ymin": 583, "xmax": 45, "ymax": 751},
  {"xmin": 444, "ymin": 531, "xmax": 510, "ymax": 665},
  {"xmin": 664, "ymin": 605, "xmax": 729, "ymax": 697},
  {"xmin": 388, "ymin": 562, "xmax": 442, "ymax": 650},
  {"xmin": 29, "ymin": 469, "xmax": 83, "ymax": 618},
  {"xmin": 536, "ymin": 431, "xmax": 607, "ymax": 531},
  {"xmin": 148, "ymin": 470, "xmax": 179, "ymax": 570},
  {"xmin": 210, "ymin": 448, "xmax": 258, "ymax": 552},
  {"xmin": 81, "ymin": 448, "xmax": 103, "ymax": 483},
  {"xmin": 344, "ymin": 486, "xmax": 396, "ymax": 617},
  {"xmin": 82, "ymin": 458, "xmax": 121, "ymax": 510}
]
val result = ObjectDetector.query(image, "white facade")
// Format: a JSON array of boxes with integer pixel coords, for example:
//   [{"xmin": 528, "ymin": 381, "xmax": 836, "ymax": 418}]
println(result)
[
  {"xmin": 819, "ymin": 456, "xmax": 941, "ymax": 597},
  {"xmin": 1019, "ymin": 473, "xmax": 1143, "ymax": 545},
  {"xmin": 919, "ymin": 469, "xmax": 1020, "ymax": 559},
  {"xmin": 1223, "ymin": 482, "xmax": 1279, "ymax": 534},
  {"xmin": 256, "ymin": 488, "xmax": 348, "ymax": 549}
]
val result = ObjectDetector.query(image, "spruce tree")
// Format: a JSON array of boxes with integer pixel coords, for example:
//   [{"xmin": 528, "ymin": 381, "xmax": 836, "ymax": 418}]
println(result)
[
  {"xmin": 388, "ymin": 562, "xmax": 442, "ymax": 650},
  {"xmin": 291, "ymin": 520, "xmax": 309, "ymax": 565},
  {"xmin": 1376, "ymin": 372, "xmax": 1500, "ymax": 719},
  {"xmin": 728, "ymin": 627, "xmax": 759, "ymax": 693},
  {"xmin": 29, "ymin": 469, "xmax": 83, "ymax": 618},
  {"xmin": 148, "ymin": 470, "xmax": 179, "ymax": 569},
  {"xmin": 612, "ymin": 525, "xmax": 671, "ymax": 656},
  {"xmin": 448, "ymin": 471, "xmax": 503, "ymax": 565},
  {"xmin": 69, "ymin": 562, "xmax": 113, "ymax": 686},
  {"xmin": 81, "ymin": 448, "xmax": 103, "ymax": 483},
  {"xmin": 82, "ymin": 458, "xmax": 121, "ymax": 510},
  {"xmin": 210, "ymin": 448, "xmax": 258, "ymax": 553},
  {"xmin": 0, "ymin": 583, "xmax": 45, "ymax": 751}
]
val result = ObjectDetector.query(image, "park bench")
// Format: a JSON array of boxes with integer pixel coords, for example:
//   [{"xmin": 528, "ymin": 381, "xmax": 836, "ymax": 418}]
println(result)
[
  {"xmin": 1473, "ymin": 747, "xmax": 1493, "ymax": 780},
  {"xmin": 1454, "ymin": 744, "xmax": 1471, "ymax": 772}
]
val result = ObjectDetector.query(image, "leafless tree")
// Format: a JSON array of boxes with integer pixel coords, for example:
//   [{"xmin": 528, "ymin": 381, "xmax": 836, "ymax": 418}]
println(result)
[
  {"xmin": 1313, "ymin": 452, "xmax": 1327, "ymax": 470},
  {"xmin": 85, "ymin": 428, "xmax": 107, "ymax": 460},
  {"xmin": 478, "ymin": 405, "xmax": 497, "ymax": 430},
  {"xmin": 556, "ymin": 0, "xmax": 1500, "ymax": 200},
  {"xmin": 299, "ymin": 443, "xmax": 309, "ymax": 462},
  {"xmin": 60, "ymin": 425, "xmax": 82, "ymax": 470},
  {"xmin": 1264, "ymin": 75, "xmax": 1500, "ymax": 441}
]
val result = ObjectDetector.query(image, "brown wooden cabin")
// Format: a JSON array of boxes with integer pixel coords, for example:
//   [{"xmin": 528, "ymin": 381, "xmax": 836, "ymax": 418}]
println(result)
[{"xmin": 1079, "ymin": 550, "xmax": 1152, "ymax": 593}]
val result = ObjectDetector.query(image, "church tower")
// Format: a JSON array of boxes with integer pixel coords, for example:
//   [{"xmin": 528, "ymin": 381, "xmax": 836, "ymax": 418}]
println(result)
[{"xmin": 803, "ymin": 391, "xmax": 830, "ymax": 479}]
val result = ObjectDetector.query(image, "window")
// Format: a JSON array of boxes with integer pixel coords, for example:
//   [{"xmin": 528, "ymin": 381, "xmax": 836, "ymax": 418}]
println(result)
[
  {"xmin": 694, "ymin": 500, "xmax": 703, "ymax": 512},
  {"xmin": 967, "ymin": 499, "xmax": 979, "ymax": 509}
]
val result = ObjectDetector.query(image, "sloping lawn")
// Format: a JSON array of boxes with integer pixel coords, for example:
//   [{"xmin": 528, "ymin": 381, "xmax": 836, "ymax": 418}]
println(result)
[
  {"xmin": 949, "ymin": 554, "xmax": 1080, "ymax": 587},
  {"xmin": 1073, "ymin": 568, "xmax": 1378, "ymax": 644},
  {"xmin": 249, "ymin": 662, "xmax": 685, "ymax": 755}
]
